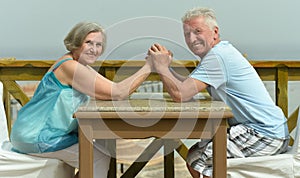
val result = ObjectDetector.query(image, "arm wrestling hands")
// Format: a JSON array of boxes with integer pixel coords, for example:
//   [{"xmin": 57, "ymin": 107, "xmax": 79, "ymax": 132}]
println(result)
[{"xmin": 147, "ymin": 43, "xmax": 207, "ymax": 102}]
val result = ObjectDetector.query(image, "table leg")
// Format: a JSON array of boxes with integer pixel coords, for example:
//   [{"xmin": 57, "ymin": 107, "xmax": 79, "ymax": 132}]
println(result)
[
  {"xmin": 164, "ymin": 140, "xmax": 175, "ymax": 178},
  {"xmin": 174, "ymin": 141, "xmax": 189, "ymax": 160},
  {"xmin": 107, "ymin": 139, "xmax": 117, "ymax": 178},
  {"xmin": 213, "ymin": 120, "xmax": 227, "ymax": 178},
  {"xmin": 79, "ymin": 125, "xmax": 94, "ymax": 178}
]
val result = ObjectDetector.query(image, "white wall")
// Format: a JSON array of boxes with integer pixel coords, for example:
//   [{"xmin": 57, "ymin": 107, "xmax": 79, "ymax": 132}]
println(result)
[{"xmin": 0, "ymin": 0, "xmax": 299, "ymax": 60}]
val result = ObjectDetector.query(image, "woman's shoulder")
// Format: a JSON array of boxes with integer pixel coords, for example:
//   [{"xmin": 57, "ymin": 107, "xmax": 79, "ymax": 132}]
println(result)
[
  {"xmin": 56, "ymin": 55, "xmax": 75, "ymax": 65},
  {"xmin": 53, "ymin": 57, "xmax": 78, "ymax": 70}
]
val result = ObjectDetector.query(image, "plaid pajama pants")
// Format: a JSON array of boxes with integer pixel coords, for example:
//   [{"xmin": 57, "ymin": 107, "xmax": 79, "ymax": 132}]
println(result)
[{"xmin": 186, "ymin": 124, "xmax": 289, "ymax": 177}]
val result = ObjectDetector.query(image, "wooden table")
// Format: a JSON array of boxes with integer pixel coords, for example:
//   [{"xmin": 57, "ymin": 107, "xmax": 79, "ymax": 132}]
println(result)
[{"xmin": 75, "ymin": 93, "xmax": 233, "ymax": 178}]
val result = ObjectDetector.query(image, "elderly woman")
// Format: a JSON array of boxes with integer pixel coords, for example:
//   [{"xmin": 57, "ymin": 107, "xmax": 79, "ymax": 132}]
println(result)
[{"xmin": 10, "ymin": 21, "xmax": 153, "ymax": 178}]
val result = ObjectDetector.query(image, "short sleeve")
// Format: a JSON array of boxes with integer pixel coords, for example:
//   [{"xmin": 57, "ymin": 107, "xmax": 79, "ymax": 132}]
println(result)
[{"xmin": 189, "ymin": 51, "xmax": 226, "ymax": 89}]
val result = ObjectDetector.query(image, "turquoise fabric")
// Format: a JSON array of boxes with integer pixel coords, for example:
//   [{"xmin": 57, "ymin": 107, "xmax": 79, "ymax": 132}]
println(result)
[
  {"xmin": 190, "ymin": 41, "xmax": 289, "ymax": 139},
  {"xmin": 10, "ymin": 59, "xmax": 89, "ymax": 153}
]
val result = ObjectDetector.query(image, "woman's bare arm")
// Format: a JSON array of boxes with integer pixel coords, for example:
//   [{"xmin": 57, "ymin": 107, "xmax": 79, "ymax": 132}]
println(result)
[{"xmin": 58, "ymin": 59, "xmax": 152, "ymax": 100}]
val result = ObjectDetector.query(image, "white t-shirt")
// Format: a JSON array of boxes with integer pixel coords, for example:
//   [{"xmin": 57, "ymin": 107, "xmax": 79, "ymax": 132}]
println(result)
[{"xmin": 189, "ymin": 41, "xmax": 288, "ymax": 139}]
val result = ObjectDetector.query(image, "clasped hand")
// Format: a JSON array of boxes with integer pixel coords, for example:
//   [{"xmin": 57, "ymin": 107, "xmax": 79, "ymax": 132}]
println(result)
[{"xmin": 146, "ymin": 43, "xmax": 173, "ymax": 73}]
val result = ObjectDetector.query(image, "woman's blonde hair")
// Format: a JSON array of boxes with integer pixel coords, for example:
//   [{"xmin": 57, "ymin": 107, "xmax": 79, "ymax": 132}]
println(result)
[{"xmin": 64, "ymin": 21, "xmax": 106, "ymax": 55}]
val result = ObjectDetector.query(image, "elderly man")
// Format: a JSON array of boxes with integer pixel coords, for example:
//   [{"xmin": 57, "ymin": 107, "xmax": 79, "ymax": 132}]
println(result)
[{"xmin": 147, "ymin": 7, "xmax": 289, "ymax": 178}]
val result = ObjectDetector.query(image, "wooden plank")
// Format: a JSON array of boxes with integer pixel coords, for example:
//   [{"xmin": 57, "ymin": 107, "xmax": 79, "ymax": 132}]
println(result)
[
  {"xmin": 175, "ymin": 140, "xmax": 189, "ymax": 160},
  {"xmin": 2, "ymin": 81, "xmax": 30, "ymax": 106},
  {"xmin": 0, "ymin": 57, "xmax": 16, "ymax": 61},
  {"xmin": 289, "ymin": 68, "xmax": 300, "ymax": 81},
  {"xmin": 1, "ymin": 59, "xmax": 300, "ymax": 68},
  {"xmin": 164, "ymin": 143, "xmax": 174, "ymax": 178},
  {"xmin": 213, "ymin": 119, "xmax": 227, "ymax": 178},
  {"xmin": 2, "ymin": 81, "xmax": 30, "ymax": 133},
  {"xmin": 163, "ymin": 139, "xmax": 189, "ymax": 177},
  {"xmin": 163, "ymin": 139, "xmax": 184, "ymax": 177},
  {"xmin": 107, "ymin": 139, "xmax": 117, "ymax": 178},
  {"xmin": 250, "ymin": 60, "xmax": 300, "ymax": 68},
  {"xmin": 0, "ymin": 59, "xmax": 197, "ymax": 68},
  {"xmin": 79, "ymin": 124, "xmax": 94, "ymax": 178},
  {"xmin": 3, "ymin": 87, "xmax": 12, "ymax": 133},
  {"xmin": 255, "ymin": 68, "xmax": 276, "ymax": 81},
  {"xmin": 0, "ymin": 60, "xmax": 55, "ymax": 67},
  {"xmin": 0, "ymin": 68, "xmax": 47, "ymax": 80},
  {"xmin": 105, "ymin": 67, "xmax": 117, "ymax": 81},
  {"xmin": 276, "ymin": 67, "xmax": 288, "ymax": 117},
  {"xmin": 287, "ymin": 107, "xmax": 299, "ymax": 146}
]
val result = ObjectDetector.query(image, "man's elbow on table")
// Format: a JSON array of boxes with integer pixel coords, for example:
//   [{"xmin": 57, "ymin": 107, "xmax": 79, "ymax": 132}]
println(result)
[
  {"xmin": 170, "ymin": 80, "xmax": 206, "ymax": 102},
  {"xmin": 169, "ymin": 91, "xmax": 194, "ymax": 103}
]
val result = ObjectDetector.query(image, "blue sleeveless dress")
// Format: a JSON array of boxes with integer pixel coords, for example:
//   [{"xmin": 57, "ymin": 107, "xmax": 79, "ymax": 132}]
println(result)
[{"xmin": 10, "ymin": 58, "xmax": 89, "ymax": 153}]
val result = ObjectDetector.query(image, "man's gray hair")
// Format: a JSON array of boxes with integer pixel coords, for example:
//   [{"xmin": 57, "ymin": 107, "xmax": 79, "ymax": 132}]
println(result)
[{"xmin": 181, "ymin": 7, "xmax": 219, "ymax": 30}]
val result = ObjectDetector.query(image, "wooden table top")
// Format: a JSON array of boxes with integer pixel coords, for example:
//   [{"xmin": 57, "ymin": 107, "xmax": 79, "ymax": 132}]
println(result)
[{"xmin": 76, "ymin": 93, "xmax": 233, "ymax": 119}]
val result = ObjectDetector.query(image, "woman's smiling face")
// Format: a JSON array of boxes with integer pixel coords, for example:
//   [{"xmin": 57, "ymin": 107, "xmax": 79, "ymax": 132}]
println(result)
[{"xmin": 74, "ymin": 32, "xmax": 104, "ymax": 65}]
